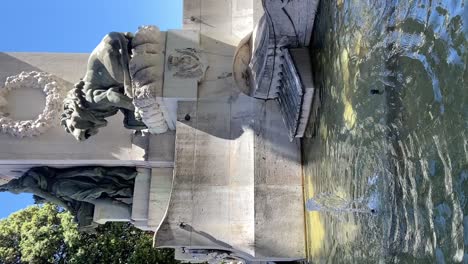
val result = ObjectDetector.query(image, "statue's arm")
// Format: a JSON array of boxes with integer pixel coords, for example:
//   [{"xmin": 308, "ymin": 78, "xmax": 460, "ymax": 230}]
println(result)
[{"xmin": 92, "ymin": 88, "xmax": 135, "ymax": 110}]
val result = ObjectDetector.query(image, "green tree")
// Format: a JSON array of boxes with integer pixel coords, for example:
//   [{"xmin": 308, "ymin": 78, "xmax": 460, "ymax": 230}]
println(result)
[{"xmin": 0, "ymin": 204, "xmax": 179, "ymax": 264}]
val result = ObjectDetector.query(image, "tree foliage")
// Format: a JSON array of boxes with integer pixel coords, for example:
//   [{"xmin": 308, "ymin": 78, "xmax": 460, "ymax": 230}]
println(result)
[{"xmin": 0, "ymin": 204, "xmax": 179, "ymax": 264}]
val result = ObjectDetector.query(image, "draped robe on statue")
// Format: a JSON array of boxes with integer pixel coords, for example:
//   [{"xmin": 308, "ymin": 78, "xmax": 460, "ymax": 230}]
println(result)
[{"xmin": 1, "ymin": 166, "xmax": 137, "ymax": 229}]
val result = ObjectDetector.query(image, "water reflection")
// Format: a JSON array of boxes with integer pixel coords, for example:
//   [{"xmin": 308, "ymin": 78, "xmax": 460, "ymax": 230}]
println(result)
[{"xmin": 303, "ymin": 0, "xmax": 466, "ymax": 262}]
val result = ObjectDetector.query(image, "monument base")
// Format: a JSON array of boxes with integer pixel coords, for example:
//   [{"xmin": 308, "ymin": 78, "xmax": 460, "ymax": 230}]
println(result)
[{"xmin": 152, "ymin": 98, "xmax": 305, "ymax": 262}]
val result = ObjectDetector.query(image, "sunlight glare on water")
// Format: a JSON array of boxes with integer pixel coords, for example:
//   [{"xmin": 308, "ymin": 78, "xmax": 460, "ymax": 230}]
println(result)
[{"xmin": 303, "ymin": 0, "xmax": 467, "ymax": 263}]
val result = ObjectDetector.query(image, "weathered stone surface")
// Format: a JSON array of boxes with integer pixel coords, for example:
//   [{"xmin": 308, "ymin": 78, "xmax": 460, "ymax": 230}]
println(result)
[
  {"xmin": 161, "ymin": 30, "xmax": 202, "ymax": 131},
  {"xmin": 147, "ymin": 167, "xmax": 173, "ymax": 228},
  {"xmin": 244, "ymin": 0, "xmax": 319, "ymax": 99},
  {"xmin": 183, "ymin": 0, "xmax": 253, "ymax": 45},
  {"xmin": 131, "ymin": 168, "xmax": 152, "ymax": 222},
  {"xmin": 154, "ymin": 98, "xmax": 305, "ymax": 261},
  {"xmin": 232, "ymin": 0, "xmax": 319, "ymax": 139},
  {"xmin": 93, "ymin": 199, "xmax": 132, "ymax": 225},
  {"xmin": 130, "ymin": 26, "xmax": 169, "ymax": 135},
  {"xmin": 0, "ymin": 52, "xmax": 89, "ymax": 84},
  {"xmin": 290, "ymin": 48, "xmax": 315, "ymax": 138},
  {"xmin": 163, "ymin": 30, "xmax": 202, "ymax": 99},
  {"xmin": 232, "ymin": 33, "xmax": 252, "ymax": 96}
]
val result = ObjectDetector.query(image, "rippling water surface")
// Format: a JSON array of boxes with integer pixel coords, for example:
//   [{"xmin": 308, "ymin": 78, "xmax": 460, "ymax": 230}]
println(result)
[{"xmin": 303, "ymin": 0, "xmax": 467, "ymax": 262}]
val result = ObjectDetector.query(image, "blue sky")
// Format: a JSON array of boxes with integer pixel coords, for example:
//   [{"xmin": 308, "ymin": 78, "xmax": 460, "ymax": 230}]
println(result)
[
  {"xmin": 0, "ymin": 0, "xmax": 182, "ymax": 52},
  {"xmin": 0, "ymin": 0, "xmax": 182, "ymax": 219}
]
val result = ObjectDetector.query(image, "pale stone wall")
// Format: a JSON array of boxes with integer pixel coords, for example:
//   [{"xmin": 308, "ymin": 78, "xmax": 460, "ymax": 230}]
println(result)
[
  {"xmin": 183, "ymin": 0, "xmax": 254, "ymax": 45},
  {"xmin": 152, "ymin": 2, "xmax": 306, "ymax": 261},
  {"xmin": 0, "ymin": 52, "xmax": 174, "ymax": 180},
  {"xmin": 0, "ymin": 53, "xmax": 132, "ymax": 163},
  {"xmin": 0, "ymin": 52, "xmax": 89, "ymax": 84}
]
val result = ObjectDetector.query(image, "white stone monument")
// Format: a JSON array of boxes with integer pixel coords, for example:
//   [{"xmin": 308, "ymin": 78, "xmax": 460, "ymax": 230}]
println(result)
[{"xmin": 0, "ymin": 0, "xmax": 320, "ymax": 262}]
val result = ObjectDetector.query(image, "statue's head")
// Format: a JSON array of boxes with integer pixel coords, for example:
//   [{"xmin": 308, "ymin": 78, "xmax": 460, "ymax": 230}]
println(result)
[
  {"xmin": 0, "ymin": 178, "xmax": 10, "ymax": 187},
  {"xmin": 0, "ymin": 185, "xmax": 8, "ymax": 192},
  {"xmin": 61, "ymin": 82, "xmax": 107, "ymax": 141},
  {"xmin": 0, "ymin": 178, "xmax": 18, "ymax": 193},
  {"xmin": 0, "ymin": 174, "xmax": 14, "ymax": 189}
]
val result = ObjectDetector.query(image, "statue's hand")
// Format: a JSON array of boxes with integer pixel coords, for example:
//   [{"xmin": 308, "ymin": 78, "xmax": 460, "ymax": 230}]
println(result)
[
  {"xmin": 91, "ymin": 87, "xmax": 134, "ymax": 110},
  {"xmin": 106, "ymin": 87, "xmax": 135, "ymax": 110}
]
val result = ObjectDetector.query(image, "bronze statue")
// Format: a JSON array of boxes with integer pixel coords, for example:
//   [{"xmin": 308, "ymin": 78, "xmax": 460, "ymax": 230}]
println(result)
[
  {"xmin": 61, "ymin": 32, "xmax": 146, "ymax": 141},
  {"xmin": 0, "ymin": 166, "xmax": 137, "ymax": 229}
]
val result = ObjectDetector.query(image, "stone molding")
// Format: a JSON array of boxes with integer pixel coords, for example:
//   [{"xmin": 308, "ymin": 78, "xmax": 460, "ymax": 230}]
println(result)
[
  {"xmin": 233, "ymin": 0, "xmax": 319, "ymax": 139},
  {"xmin": 235, "ymin": 0, "xmax": 318, "ymax": 99},
  {"xmin": 0, "ymin": 71, "xmax": 65, "ymax": 138}
]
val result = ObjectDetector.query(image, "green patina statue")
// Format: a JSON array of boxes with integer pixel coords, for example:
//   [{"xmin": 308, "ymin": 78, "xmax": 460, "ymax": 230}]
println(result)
[
  {"xmin": 0, "ymin": 166, "xmax": 137, "ymax": 229},
  {"xmin": 61, "ymin": 32, "xmax": 146, "ymax": 141}
]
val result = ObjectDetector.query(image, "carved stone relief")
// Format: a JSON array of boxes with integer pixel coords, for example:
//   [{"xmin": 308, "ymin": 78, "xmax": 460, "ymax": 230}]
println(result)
[
  {"xmin": 0, "ymin": 71, "xmax": 65, "ymax": 138},
  {"xmin": 167, "ymin": 48, "xmax": 208, "ymax": 82},
  {"xmin": 233, "ymin": 32, "xmax": 252, "ymax": 96},
  {"xmin": 234, "ymin": 0, "xmax": 318, "ymax": 100},
  {"xmin": 232, "ymin": 0, "xmax": 319, "ymax": 139}
]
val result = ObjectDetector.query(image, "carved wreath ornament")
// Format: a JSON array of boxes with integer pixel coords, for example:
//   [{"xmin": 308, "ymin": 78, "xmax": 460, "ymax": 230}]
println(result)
[{"xmin": 0, "ymin": 71, "xmax": 65, "ymax": 138}]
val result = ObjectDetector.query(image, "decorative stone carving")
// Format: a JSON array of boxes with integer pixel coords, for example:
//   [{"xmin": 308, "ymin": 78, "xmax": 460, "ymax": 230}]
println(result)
[
  {"xmin": 0, "ymin": 71, "xmax": 65, "ymax": 138},
  {"xmin": 234, "ymin": 0, "xmax": 319, "ymax": 99},
  {"xmin": 132, "ymin": 94, "xmax": 169, "ymax": 134},
  {"xmin": 130, "ymin": 25, "xmax": 169, "ymax": 134},
  {"xmin": 61, "ymin": 32, "xmax": 146, "ymax": 141},
  {"xmin": 233, "ymin": 0, "xmax": 319, "ymax": 139},
  {"xmin": 0, "ymin": 166, "xmax": 137, "ymax": 229},
  {"xmin": 233, "ymin": 33, "xmax": 252, "ymax": 96},
  {"xmin": 276, "ymin": 49, "xmax": 315, "ymax": 140},
  {"xmin": 167, "ymin": 48, "xmax": 208, "ymax": 82}
]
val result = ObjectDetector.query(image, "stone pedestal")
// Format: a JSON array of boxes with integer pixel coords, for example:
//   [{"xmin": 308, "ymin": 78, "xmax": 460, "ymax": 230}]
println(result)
[
  {"xmin": 93, "ymin": 201, "xmax": 132, "ymax": 225},
  {"xmin": 153, "ymin": 99, "xmax": 305, "ymax": 262}
]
